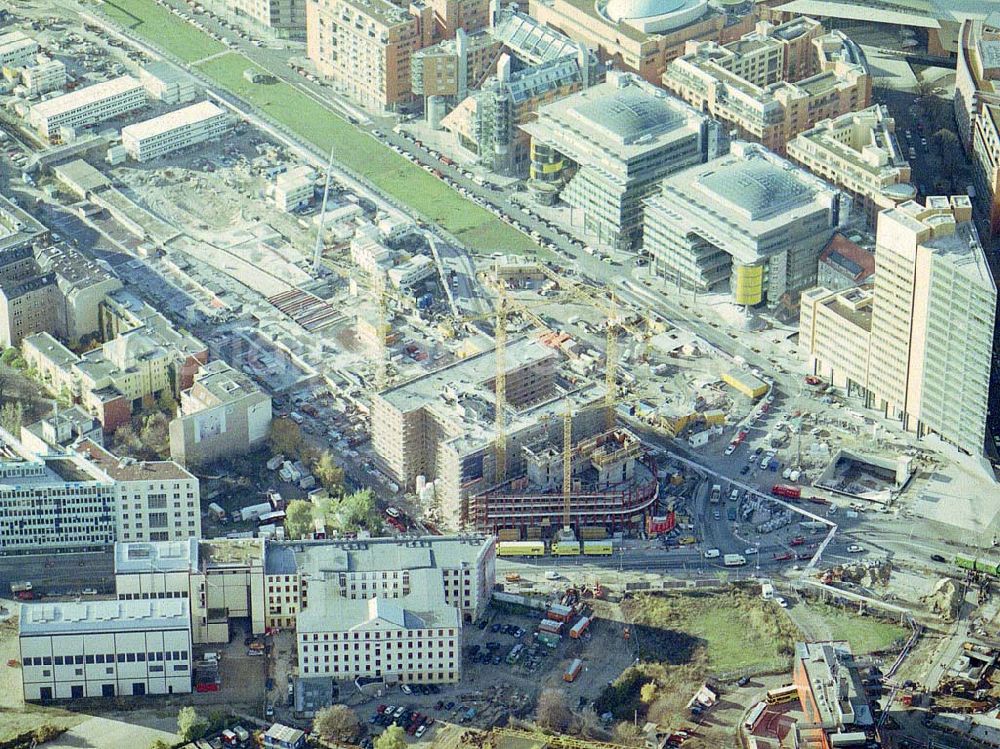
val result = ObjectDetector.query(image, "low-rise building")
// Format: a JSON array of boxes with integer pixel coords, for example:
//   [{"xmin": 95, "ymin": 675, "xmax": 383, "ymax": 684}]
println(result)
[
  {"xmin": 20, "ymin": 405, "xmax": 104, "ymax": 455},
  {"xmin": 20, "ymin": 57, "xmax": 66, "ymax": 97},
  {"xmin": 19, "ymin": 599, "xmax": 192, "ymax": 700},
  {"xmin": 787, "ymin": 105, "xmax": 914, "ymax": 226},
  {"xmin": 816, "ymin": 233, "xmax": 874, "ymax": 291},
  {"xmin": 273, "ymin": 165, "xmax": 315, "ymax": 212},
  {"xmin": 643, "ymin": 140, "xmax": 843, "ymax": 307},
  {"xmin": 520, "ymin": 71, "xmax": 724, "ymax": 249},
  {"xmin": 140, "ymin": 62, "xmax": 197, "ymax": 104},
  {"xmin": 792, "ymin": 641, "xmax": 873, "ymax": 749},
  {"xmin": 28, "ymin": 76, "xmax": 147, "ymax": 141},
  {"xmin": 168, "ymin": 360, "xmax": 273, "ymax": 467},
  {"xmin": 0, "ymin": 31, "xmax": 39, "ymax": 70},
  {"xmin": 121, "ymin": 101, "xmax": 231, "ymax": 162},
  {"xmin": 663, "ymin": 19, "xmax": 870, "ymax": 155},
  {"xmin": 201, "ymin": 0, "xmax": 307, "ymax": 39}
]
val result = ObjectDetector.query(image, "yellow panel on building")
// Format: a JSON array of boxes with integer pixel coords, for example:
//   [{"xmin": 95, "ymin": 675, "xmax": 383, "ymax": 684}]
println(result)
[
  {"xmin": 732, "ymin": 263, "xmax": 764, "ymax": 306},
  {"xmin": 723, "ymin": 370, "xmax": 768, "ymax": 399}
]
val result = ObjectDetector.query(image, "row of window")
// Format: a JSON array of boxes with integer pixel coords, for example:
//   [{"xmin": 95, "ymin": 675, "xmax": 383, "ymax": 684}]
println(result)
[{"xmin": 24, "ymin": 650, "xmax": 188, "ymax": 666}]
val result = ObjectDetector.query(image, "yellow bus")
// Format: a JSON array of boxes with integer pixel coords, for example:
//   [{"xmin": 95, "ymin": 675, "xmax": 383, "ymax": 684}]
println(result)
[
  {"xmin": 550, "ymin": 540, "xmax": 581, "ymax": 556},
  {"xmin": 497, "ymin": 541, "xmax": 545, "ymax": 557},
  {"xmin": 582, "ymin": 540, "xmax": 613, "ymax": 556},
  {"xmin": 765, "ymin": 685, "xmax": 799, "ymax": 706}
]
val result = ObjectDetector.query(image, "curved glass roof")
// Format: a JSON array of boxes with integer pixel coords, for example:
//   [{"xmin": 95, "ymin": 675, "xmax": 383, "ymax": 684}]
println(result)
[
  {"xmin": 699, "ymin": 159, "xmax": 814, "ymax": 220},
  {"xmin": 572, "ymin": 88, "xmax": 684, "ymax": 144},
  {"xmin": 605, "ymin": 0, "xmax": 688, "ymax": 21}
]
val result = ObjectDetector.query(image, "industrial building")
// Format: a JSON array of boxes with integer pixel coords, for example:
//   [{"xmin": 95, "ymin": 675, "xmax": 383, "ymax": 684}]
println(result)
[
  {"xmin": 528, "ymin": 0, "xmax": 730, "ymax": 84},
  {"xmin": 0, "ymin": 428, "xmax": 200, "ymax": 554},
  {"xmin": 643, "ymin": 141, "xmax": 844, "ymax": 308},
  {"xmin": 121, "ymin": 101, "xmax": 231, "ymax": 162},
  {"xmin": 799, "ymin": 196, "xmax": 996, "ymax": 455},
  {"xmin": 19, "ymin": 599, "xmax": 193, "ymax": 701},
  {"xmin": 168, "ymin": 360, "xmax": 273, "ymax": 467},
  {"xmin": 28, "ymin": 76, "xmax": 147, "ymax": 141},
  {"xmin": 520, "ymin": 72, "xmax": 724, "ymax": 249},
  {"xmin": 787, "ymin": 105, "xmax": 915, "ymax": 226},
  {"xmin": 662, "ymin": 19, "xmax": 870, "ymax": 155},
  {"xmin": 791, "ymin": 641, "xmax": 873, "ymax": 749},
  {"xmin": 20, "ymin": 57, "xmax": 67, "ymax": 97},
  {"xmin": 0, "ymin": 31, "xmax": 39, "ymax": 70}
]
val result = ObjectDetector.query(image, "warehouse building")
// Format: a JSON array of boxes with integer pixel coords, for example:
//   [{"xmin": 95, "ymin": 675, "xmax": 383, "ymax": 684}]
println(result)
[
  {"xmin": 121, "ymin": 101, "xmax": 231, "ymax": 162},
  {"xmin": 520, "ymin": 71, "xmax": 724, "ymax": 249},
  {"xmin": 28, "ymin": 76, "xmax": 147, "ymax": 141},
  {"xmin": 19, "ymin": 599, "xmax": 192, "ymax": 700},
  {"xmin": 799, "ymin": 196, "xmax": 996, "ymax": 455},
  {"xmin": 643, "ymin": 141, "xmax": 843, "ymax": 307}
]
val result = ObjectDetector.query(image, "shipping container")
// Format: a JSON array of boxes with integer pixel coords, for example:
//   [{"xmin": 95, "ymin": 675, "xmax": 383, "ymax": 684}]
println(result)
[
  {"xmin": 497, "ymin": 541, "xmax": 545, "ymax": 557},
  {"xmin": 550, "ymin": 540, "xmax": 581, "ymax": 556},
  {"xmin": 539, "ymin": 619, "xmax": 563, "ymax": 635},
  {"xmin": 569, "ymin": 616, "xmax": 591, "ymax": 639},
  {"xmin": 564, "ymin": 658, "xmax": 583, "ymax": 682},
  {"xmin": 536, "ymin": 631, "xmax": 560, "ymax": 648},
  {"xmin": 547, "ymin": 604, "xmax": 574, "ymax": 622},
  {"xmin": 208, "ymin": 502, "xmax": 226, "ymax": 521},
  {"xmin": 583, "ymin": 540, "xmax": 613, "ymax": 556}
]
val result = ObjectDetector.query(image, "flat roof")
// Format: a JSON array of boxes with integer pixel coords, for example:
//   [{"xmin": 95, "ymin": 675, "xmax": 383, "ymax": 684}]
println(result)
[
  {"xmin": 31, "ymin": 76, "xmax": 143, "ymax": 120},
  {"xmin": 121, "ymin": 100, "xmax": 225, "ymax": 142},
  {"xmin": 20, "ymin": 598, "xmax": 190, "ymax": 636},
  {"xmin": 75, "ymin": 439, "xmax": 194, "ymax": 482},
  {"xmin": 115, "ymin": 539, "xmax": 199, "ymax": 574},
  {"xmin": 200, "ymin": 538, "xmax": 264, "ymax": 568},
  {"xmin": 188, "ymin": 360, "xmax": 261, "ymax": 405},
  {"xmin": 0, "ymin": 194, "xmax": 48, "ymax": 253},
  {"xmin": 51, "ymin": 159, "xmax": 112, "ymax": 194}
]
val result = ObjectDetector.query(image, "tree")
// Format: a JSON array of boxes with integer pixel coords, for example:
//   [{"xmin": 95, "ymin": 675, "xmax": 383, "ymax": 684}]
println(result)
[
  {"xmin": 0, "ymin": 401, "xmax": 23, "ymax": 435},
  {"xmin": 285, "ymin": 499, "xmax": 315, "ymax": 540},
  {"xmin": 536, "ymin": 688, "xmax": 572, "ymax": 732},
  {"xmin": 139, "ymin": 411, "xmax": 171, "ymax": 459},
  {"xmin": 0, "ymin": 347, "xmax": 17, "ymax": 365},
  {"xmin": 314, "ymin": 704, "xmax": 360, "ymax": 743},
  {"xmin": 177, "ymin": 706, "xmax": 208, "ymax": 742},
  {"xmin": 314, "ymin": 450, "xmax": 345, "ymax": 493},
  {"xmin": 269, "ymin": 418, "xmax": 304, "ymax": 460},
  {"xmin": 149, "ymin": 741, "xmax": 172, "ymax": 749},
  {"xmin": 640, "ymin": 682, "xmax": 658, "ymax": 704},
  {"xmin": 375, "ymin": 724, "xmax": 407, "ymax": 749},
  {"xmin": 114, "ymin": 423, "xmax": 143, "ymax": 456},
  {"xmin": 157, "ymin": 390, "xmax": 178, "ymax": 417},
  {"xmin": 335, "ymin": 489, "xmax": 382, "ymax": 533}
]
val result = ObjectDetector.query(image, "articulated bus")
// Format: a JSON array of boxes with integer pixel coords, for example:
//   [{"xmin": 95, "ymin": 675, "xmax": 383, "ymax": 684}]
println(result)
[
  {"xmin": 582, "ymin": 540, "xmax": 613, "ymax": 556},
  {"xmin": 497, "ymin": 541, "xmax": 545, "ymax": 557},
  {"xmin": 765, "ymin": 685, "xmax": 799, "ymax": 706}
]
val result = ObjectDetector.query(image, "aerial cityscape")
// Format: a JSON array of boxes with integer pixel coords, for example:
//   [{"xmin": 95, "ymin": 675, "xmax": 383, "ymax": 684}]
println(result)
[{"xmin": 0, "ymin": 0, "xmax": 998, "ymax": 748}]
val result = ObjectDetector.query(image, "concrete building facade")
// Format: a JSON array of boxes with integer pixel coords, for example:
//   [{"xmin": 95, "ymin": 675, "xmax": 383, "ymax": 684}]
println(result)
[
  {"xmin": 19, "ymin": 599, "xmax": 193, "ymax": 701},
  {"xmin": 800, "ymin": 196, "xmax": 996, "ymax": 455},
  {"xmin": 121, "ymin": 101, "xmax": 231, "ymax": 162},
  {"xmin": 28, "ymin": 76, "xmax": 147, "ymax": 141}
]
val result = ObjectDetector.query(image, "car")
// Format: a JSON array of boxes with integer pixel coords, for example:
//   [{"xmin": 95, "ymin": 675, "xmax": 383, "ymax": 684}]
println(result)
[
  {"xmin": 393, "ymin": 706, "xmax": 406, "ymax": 718},
  {"xmin": 400, "ymin": 684, "xmax": 413, "ymax": 695},
  {"xmin": 737, "ymin": 676, "xmax": 751, "ymax": 687},
  {"xmin": 744, "ymin": 547, "xmax": 759, "ymax": 556},
  {"xmin": 847, "ymin": 544, "xmax": 864, "ymax": 554},
  {"xmin": 370, "ymin": 714, "xmax": 381, "ymax": 724},
  {"xmin": 490, "ymin": 622, "xmax": 501, "ymax": 633},
  {"xmin": 931, "ymin": 554, "xmax": 947, "ymax": 563},
  {"xmin": 246, "ymin": 648, "xmax": 264, "ymax": 656},
  {"xmin": 435, "ymin": 700, "xmax": 444, "ymax": 711},
  {"xmin": 775, "ymin": 597, "xmax": 789, "ymax": 608},
  {"xmin": 429, "ymin": 684, "xmax": 440, "ymax": 694},
  {"xmin": 265, "ymin": 704, "xmax": 274, "ymax": 719},
  {"xmin": 445, "ymin": 701, "xmax": 455, "ymax": 711},
  {"xmin": 740, "ymin": 465, "xmax": 750, "ymax": 475},
  {"xmin": 713, "ymin": 510, "xmax": 721, "ymax": 521},
  {"xmin": 265, "ymin": 677, "xmax": 274, "ymax": 690}
]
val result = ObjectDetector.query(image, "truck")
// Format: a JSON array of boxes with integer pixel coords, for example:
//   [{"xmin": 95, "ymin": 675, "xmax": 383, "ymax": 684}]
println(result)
[
  {"xmin": 569, "ymin": 616, "xmax": 591, "ymax": 639},
  {"xmin": 266, "ymin": 454, "xmax": 284, "ymax": 471},
  {"xmin": 760, "ymin": 582, "xmax": 774, "ymax": 600},
  {"xmin": 723, "ymin": 554, "xmax": 747, "ymax": 567},
  {"xmin": 771, "ymin": 484, "xmax": 801, "ymax": 499},
  {"xmin": 10, "ymin": 582, "xmax": 32, "ymax": 594},
  {"xmin": 564, "ymin": 658, "xmax": 583, "ymax": 682},
  {"xmin": 709, "ymin": 484, "xmax": 722, "ymax": 504}
]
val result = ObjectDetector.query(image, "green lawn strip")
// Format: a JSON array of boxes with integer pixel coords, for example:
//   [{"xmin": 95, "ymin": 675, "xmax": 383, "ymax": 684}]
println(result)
[
  {"xmin": 99, "ymin": 0, "xmax": 225, "ymax": 63},
  {"xmin": 194, "ymin": 54, "xmax": 538, "ymax": 251},
  {"xmin": 806, "ymin": 603, "xmax": 909, "ymax": 654}
]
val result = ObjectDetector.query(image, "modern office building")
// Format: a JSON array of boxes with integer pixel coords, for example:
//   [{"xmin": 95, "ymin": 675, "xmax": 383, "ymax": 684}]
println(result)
[
  {"xmin": 121, "ymin": 101, "xmax": 231, "ymax": 162},
  {"xmin": 20, "ymin": 57, "xmax": 67, "ymax": 96},
  {"xmin": 643, "ymin": 140, "xmax": 843, "ymax": 307},
  {"xmin": 0, "ymin": 31, "xmax": 39, "ymax": 69},
  {"xmin": 787, "ymin": 105, "xmax": 914, "ymax": 225},
  {"xmin": 168, "ymin": 360, "xmax": 273, "ymax": 467},
  {"xmin": 520, "ymin": 71, "xmax": 724, "ymax": 249},
  {"xmin": 28, "ymin": 76, "xmax": 147, "ymax": 141},
  {"xmin": 663, "ymin": 19, "xmax": 870, "ymax": 155},
  {"xmin": 792, "ymin": 641, "xmax": 873, "ymax": 749},
  {"xmin": 19, "ymin": 599, "xmax": 193, "ymax": 701},
  {"xmin": 529, "ymin": 0, "xmax": 728, "ymax": 84},
  {"xmin": 800, "ymin": 196, "xmax": 996, "ymax": 455},
  {"xmin": 306, "ymin": 0, "xmax": 434, "ymax": 112}
]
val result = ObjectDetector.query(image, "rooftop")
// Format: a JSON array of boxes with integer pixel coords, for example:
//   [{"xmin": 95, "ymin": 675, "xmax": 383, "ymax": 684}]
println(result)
[
  {"xmin": 698, "ymin": 158, "xmax": 816, "ymax": 221},
  {"xmin": 115, "ymin": 538, "xmax": 200, "ymax": 575},
  {"xmin": 121, "ymin": 101, "xmax": 226, "ymax": 142},
  {"xmin": 37, "ymin": 243, "xmax": 117, "ymax": 288},
  {"xmin": 75, "ymin": 439, "xmax": 195, "ymax": 482},
  {"xmin": 19, "ymin": 598, "xmax": 190, "ymax": 636},
  {"xmin": 796, "ymin": 641, "xmax": 873, "ymax": 729},
  {"xmin": 200, "ymin": 538, "xmax": 264, "ymax": 568},
  {"xmin": 492, "ymin": 8, "xmax": 581, "ymax": 65},
  {"xmin": 820, "ymin": 233, "xmax": 875, "ymax": 283},
  {"xmin": 50, "ymin": 159, "xmax": 112, "ymax": 195},
  {"xmin": 0, "ymin": 194, "xmax": 48, "ymax": 253},
  {"xmin": 30, "ymin": 76, "xmax": 144, "ymax": 120},
  {"xmin": 186, "ymin": 360, "xmax": 262, "ymax": 406}
]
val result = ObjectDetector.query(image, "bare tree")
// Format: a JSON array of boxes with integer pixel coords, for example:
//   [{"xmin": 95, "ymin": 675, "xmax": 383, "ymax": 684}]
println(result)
[
  {"xmin": 536, "ymin": 689, "xmax": 572, "ymax": 732},
  {"xmin": 314, "ymin": 704, "xmax": 360, "ymax": 743}
]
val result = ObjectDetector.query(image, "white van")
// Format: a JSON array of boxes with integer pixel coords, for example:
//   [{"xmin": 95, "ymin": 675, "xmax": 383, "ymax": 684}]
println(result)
[{"xmin": 703, "ymin": 548, "xmax": 721, "ymax": 559}]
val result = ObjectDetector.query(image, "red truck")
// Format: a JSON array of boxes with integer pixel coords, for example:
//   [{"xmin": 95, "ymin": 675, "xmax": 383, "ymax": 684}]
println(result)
[
  {"xmin": 789, "ymin": 537, "xmax": 805, "ymax": 547},
  {"xmin": 771, "ymin": 484, "xmax": 801, "ymax": 499}
]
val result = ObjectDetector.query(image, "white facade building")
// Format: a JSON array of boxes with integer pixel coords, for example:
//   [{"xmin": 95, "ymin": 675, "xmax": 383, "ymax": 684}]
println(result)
[
  {"xmin": 28, "ymin": 76, "xmax": 147, "ymax": 140},
  {"xmin": 273, "ymin": 165, "xmax": 315, "ymax": 212},
  {"xmin": 21, "ymin": 58, "xmax": 66, "ymax": 97},
  {"xmin": 19, "ymin": 599, "xmax": 192, "ymax": 700},
  {"xmin": 0, "ymin": 31, "xmax": 39, "ymax": 70},
  {"xmin": 121, "ymin": 101, "xmax": 231, "ymax": 162},
  {"xmin": 140, "ymin": 62, "xmax": 197, "ymax": 105}
]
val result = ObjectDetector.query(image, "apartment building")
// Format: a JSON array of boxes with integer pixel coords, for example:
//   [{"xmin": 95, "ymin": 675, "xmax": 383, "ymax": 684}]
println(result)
[
  {"xmin": 787, "ymin": 105, "xmax": 914, "ymax": 226},
  {"xmin": 121, "ymin": 101, "xmax": 231, "ymax": 162},
  {"xmin": 28, "ymin": 76, "xmax": 147, "ymax": 141},
  {"xmin": 168, "ymin": 360, "xmax": 273, "ymax": 467},
  {"xmin": 663, "ymin": 20, "xmax": 870, "ymax": 155},
  {"xmin": 800, "ymin": 196, "xmax": 996, "ymax": 455},
  {"xmin": 643, "ymin": 140, "xmax": 843, "ymax": 307},
  {"xmin": 0, "ymin": 263, "xmax": 63, "ymax": 348},
  {"xmin": 306, "ymin": 0, "xmax": 434, "ymax": 112},
  {"xmin": 21, "ymin": 57, "xmax": 67, "ymax": 97},
  {"xmin": 529, "ymin": 0, "xmax": 726, "ymax": 84},
  {"xmin": 817, "ymin": 233, "xmax": 874, "ymax": 291},
  {"xmin": 19, "ymin": 599, "xmax": 192, "ymax": 700},
  {"xmin": 411, "ymin": 28, "xmax": 499, "ymax": 104},
  {"xmin": 0, "ymin": 31, "xmax": 39, "ymax": 69},
  {"xmin": 36, "ymin": 244, "xmax": 123, "ymax": 345},
  {"xmin": 792, "ymin": 641, "xmax": 872, "ymax": 749},
  {"xmin": 20, "ymin": 406, "xmax": 104, "ymax": 456},
  {"xmin": 520, "ymin": 71, "xmax": 724, "ymax": 249},
  {"xmin": 202, "ymin": 0, "xmax": 307, "ymax": 38}
]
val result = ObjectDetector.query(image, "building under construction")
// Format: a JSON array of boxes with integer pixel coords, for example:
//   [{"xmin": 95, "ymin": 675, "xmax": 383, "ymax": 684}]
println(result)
[{"xmin": 370, "ymin": 335, "xmax": 656, "ymax": 532}]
